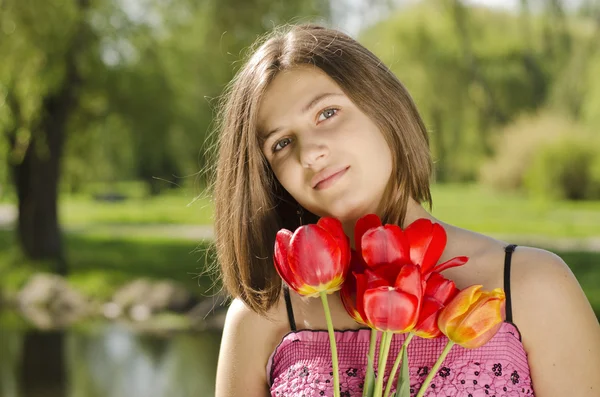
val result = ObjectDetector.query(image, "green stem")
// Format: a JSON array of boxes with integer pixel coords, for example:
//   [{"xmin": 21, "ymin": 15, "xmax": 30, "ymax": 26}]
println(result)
[
  {"xmin": 362, "ymin": 328, "xmax": 379, "ymax": 397},
  {"xmin": 373, "ymin": 331, "xmax": 393, "ymax": 397},
  {"xmin": 383, "ymin": 333, "xmax": 414, "ymax": 397},
  {"xmin": 320, "ymin": 292, "xmax": 340, "ymax": 397},
  {"xmin": 415, "ymin": 340, "xmax": 455, "ymax": 397}
]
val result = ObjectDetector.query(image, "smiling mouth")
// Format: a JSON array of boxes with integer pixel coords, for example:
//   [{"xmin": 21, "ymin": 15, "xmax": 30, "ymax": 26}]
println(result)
[{"xmin": 314, "ymin": 167, "xmax": 350, "ymax": 190}]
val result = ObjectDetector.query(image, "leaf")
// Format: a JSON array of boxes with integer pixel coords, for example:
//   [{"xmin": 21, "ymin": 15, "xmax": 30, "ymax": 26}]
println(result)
[
  {"xmin": 363, "ymin": 352, "xmax": 376, "ymax": 397},
  {"xmin": 394, "ymin": 345, "xmax": 410, "ymax": 397}
]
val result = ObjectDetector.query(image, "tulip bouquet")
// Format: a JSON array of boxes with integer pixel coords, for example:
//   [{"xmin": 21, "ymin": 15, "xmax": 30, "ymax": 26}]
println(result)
[{"xmin": 273, "ymin": 214, "xmax": 506, "ymax": 397}]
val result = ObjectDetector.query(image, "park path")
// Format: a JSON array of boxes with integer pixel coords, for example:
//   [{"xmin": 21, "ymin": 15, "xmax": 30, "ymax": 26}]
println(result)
[{"xmin": 1, "ymin": 204, "xmax": 600, "ymax": 251}]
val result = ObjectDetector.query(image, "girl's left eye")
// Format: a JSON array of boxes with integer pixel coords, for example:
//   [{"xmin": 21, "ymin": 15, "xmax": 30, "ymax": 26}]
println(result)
[{"xmin": 317, "ymin": 108, "xmax": 339, "ymax": 123}]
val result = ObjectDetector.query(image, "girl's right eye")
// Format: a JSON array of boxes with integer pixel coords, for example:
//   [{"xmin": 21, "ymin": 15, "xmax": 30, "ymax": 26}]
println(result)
[{"xmin": 272, "ymin": 137, "xmax": 292, "ymax": 153}]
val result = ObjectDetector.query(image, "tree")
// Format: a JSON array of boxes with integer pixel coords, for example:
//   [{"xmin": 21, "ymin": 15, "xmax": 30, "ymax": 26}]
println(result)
[{"xmin": 1, "ymin": 0, "xmax": 95, "ymax": 273}]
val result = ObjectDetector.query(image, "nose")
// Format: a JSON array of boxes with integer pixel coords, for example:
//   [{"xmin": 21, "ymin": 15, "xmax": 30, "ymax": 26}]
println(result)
[{"xmin": 299, "ymin": 138, "xmax": 329, "ymax": 168}]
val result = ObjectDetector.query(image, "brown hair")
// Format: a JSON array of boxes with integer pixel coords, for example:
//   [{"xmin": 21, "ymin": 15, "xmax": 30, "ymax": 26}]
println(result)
[{"xmin": 212, "ymin": 23, "xmax": 433, "ymax": 315}]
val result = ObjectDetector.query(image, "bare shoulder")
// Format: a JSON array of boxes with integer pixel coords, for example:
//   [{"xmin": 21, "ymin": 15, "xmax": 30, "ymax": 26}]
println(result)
[
  {"xmin": 509, "ymin": 246, "xmax": 600, "ymax": 396},
  {"xmin": 215, "ymin": 297, "xmax": 289, "ymax": 397}
]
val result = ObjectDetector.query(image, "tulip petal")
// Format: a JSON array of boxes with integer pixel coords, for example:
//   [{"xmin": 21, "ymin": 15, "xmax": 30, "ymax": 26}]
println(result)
[
  {"xmin": 438, "ymin": 285, "xmax": 483, "ymax": 335},
  {"xmin": 288, "ymin": 225, "xmax": 343, "ymax": 293},
  {"xmin": 354, "ymin": 214, "xmax": 382, "ymax": 254},
  {"xmin": 365, "ymin": 263, "xmax": 399, "ymax": 287},
  {"xmin": 425, "ymin": 272, "xmax": 458, "ymax": 304},
  {"xmin": 355, "ymin": 270, "xmax": 390, "ymax": 324},
  {"xmin": 428, "ymin": 256, "xmax": 469, "ymax": 277},
  {"xmin": 413, "ymin": 296, "xmax": 444, "ymax": 339},
  {"xmin": 362, "ymin": 225, "xmax": 410, "ymax": 268},
  {"xmin": 362, "ymin": 268, "xmax": 394, "ymax": 289},
  {"xmin": 449, "ymin": 294, "xmax": 505, "ymax": 348},
  {"xmin": 340, "ymin": 275, "xmax": 366, "ymax": 325},
  {"xmin": 318, "ymin": 217, "xmax": 351, "ymax": 270},
  {"xmin": 394, "ymin": 263, "xmax": 423, "ymax": 303},
  {"xmin": 405, "ymin": 219, "xmax": 447, "ymax": 274},
  {"xmin": 363, "ymin": 287, "xmax": 419, "ymax": 332},
  {"xmin": 274, "ymin": 229, "xmax": 301, "ymax": 290}
]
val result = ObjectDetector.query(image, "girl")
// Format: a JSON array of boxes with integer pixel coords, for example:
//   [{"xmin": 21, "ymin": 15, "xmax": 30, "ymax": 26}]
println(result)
[{"xmin": 213, "ymin": 23, "xmax": 600, "ymax": 397}]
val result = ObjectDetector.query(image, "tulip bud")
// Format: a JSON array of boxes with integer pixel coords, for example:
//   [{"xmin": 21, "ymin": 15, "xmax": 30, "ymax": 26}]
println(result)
[{"xmin": 438, "ymin": 285, "xmax": 506, "ymax": 349}]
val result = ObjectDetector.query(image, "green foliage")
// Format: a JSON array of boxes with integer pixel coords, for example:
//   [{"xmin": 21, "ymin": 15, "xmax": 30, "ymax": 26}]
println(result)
[
  {"xmin": 360, "ymin": 0, "xmax": 554, "ymax": 182},
  {"xmin": 480, "ymin": 113, "xmax": 573, "ymax": 191},
  {"xmin": 524, "ymin": 135, "xmax": 600, "ymax": 201}
]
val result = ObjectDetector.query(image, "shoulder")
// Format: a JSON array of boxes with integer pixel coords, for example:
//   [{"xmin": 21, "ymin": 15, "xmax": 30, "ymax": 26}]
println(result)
[
  {"xmin": 510, "ymin": 246, "xmax": 600, "ymax": 396},
  {"xmin": 215, "ymin": 297, "xmax": 289, "ymax": 397}
]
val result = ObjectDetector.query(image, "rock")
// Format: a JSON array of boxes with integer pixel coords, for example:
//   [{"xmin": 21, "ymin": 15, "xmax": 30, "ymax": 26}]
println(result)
[
  {"xmin": 112, "ymin": 279, "xmax": 197, "ymax": 318},
  {"xmin": 17, "ymin": 273, "xmax": 88, "ymax": 329},
  {"xmin": 146, "ymin": 280, "xmax": 196, "ymax": 313},
  {"xmin": 112, "ymin": 279, "xmax": 153, "ymax": 309}
]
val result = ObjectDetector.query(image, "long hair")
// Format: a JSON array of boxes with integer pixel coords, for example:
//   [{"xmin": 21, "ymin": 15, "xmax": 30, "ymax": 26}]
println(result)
[{"xmin": 212, "ymin": 23, "xmax": 432, "ymax": 315}]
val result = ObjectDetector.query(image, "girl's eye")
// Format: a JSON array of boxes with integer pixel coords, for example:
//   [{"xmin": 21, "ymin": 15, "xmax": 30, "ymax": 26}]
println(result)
[
  {"xmin": 272, "ymin": 137, "xmax": 292, "ymax": 153},
  {"xmin": 317, "ymin": 108, "xmax": 339, "ymax": 123}
]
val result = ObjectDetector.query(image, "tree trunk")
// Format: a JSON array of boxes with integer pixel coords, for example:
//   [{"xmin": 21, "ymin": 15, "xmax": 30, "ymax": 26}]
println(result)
[
  {"xmin": 10, "ymin": 96, "xmax": 67, "ymax": 273},
  {"xmin": 7, "ymin": 0, "xmax": 89, "ymax": 274}
]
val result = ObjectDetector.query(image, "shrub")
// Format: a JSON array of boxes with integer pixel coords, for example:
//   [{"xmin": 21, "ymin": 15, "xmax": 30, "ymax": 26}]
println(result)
[
  {"xmin": 479, "ymin": 113, "xmax": 574, "ymax": 191},
  {"xmin": 524, "ymin": 136, "xmax": 600, "ymax": 200}
]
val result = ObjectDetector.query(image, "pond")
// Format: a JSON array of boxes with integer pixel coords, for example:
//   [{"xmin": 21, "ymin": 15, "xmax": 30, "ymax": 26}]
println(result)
[{"xmin": 0, "ymin": 321, "xmax": 222, "ymax": 397}]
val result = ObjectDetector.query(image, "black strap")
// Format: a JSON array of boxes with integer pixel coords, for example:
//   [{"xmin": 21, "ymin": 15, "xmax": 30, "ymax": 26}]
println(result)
[
  {"xmin": 503, "ymin": 244, "xmax": 517, "ymax": 323},
  {"xmin": 283, "ymin": 283, "xmax": 297, "ymax": 331}
]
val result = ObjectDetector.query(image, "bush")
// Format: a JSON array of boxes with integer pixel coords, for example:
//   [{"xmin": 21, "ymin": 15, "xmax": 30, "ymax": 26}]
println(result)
[
  {"xmin": 524, "ymin": 137, "xmax": 600, "ymax": 200},
  {"xmin": 479, "ymin": 113, "xmax": 574, "ymax": 191}
]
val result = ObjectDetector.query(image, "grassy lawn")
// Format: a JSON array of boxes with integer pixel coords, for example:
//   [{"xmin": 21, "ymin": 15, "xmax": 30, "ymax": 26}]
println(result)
[
  {"xmin": 3, "ymin": 183, "xmax": 599, "ymax": 238},
  {"xmin": 0, "ymin": 230, "xmax": 217, "ymax": 302},
  {"xmin": 430, "ymin": 184, "xmax": 600, "ymax": 238},
  {"xmin": 60, "ymin": 191, "xmax": 214, "ymax": 226}
]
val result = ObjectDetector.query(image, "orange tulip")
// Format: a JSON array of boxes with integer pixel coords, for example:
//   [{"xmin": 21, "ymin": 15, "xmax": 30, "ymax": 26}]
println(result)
[{"xmin": 437, "ymin": 285, "xmax": 506, "ymax": 349}]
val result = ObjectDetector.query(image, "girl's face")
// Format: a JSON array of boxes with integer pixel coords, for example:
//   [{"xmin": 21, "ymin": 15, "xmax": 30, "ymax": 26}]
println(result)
[{"xmin": 258, "ymin": 66, "xmax": 393, "ymax": 223}]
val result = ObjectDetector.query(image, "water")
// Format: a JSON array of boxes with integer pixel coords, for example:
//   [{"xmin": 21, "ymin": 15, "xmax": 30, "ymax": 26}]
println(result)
[{"xmin": 0, "ymin": 323, "xmax": 222, "ymax": 397}]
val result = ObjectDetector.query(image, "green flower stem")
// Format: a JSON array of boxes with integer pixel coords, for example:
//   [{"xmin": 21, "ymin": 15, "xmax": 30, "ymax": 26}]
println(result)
[
  {"xmin": 415, "ymin": 340, "xmax": 455, "ymax": 397},
  {"xmin": 373, "ymin": 331, "xmax": 393, "ymax": 397},
  {"xmin": 362, "ymin": 328, "xmax": 379, "ymax": 397},
  {"xmin": 320, "ymin": 292, "xmax": 340, "ymax": 397},
  {"xmin": 383, "ymin": 333, "xmax": 414, "ymax": 397}
]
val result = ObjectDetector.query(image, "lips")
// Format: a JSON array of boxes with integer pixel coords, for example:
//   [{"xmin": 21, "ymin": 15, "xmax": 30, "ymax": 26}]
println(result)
[{"xmin": 311, "ymin": 166, "xmax": 350, "ymax": 189}]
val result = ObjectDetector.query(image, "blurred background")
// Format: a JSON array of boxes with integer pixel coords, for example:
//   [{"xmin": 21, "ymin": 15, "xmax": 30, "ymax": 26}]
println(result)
[{"xmin": 0, "ymin": 0, "xmax": 599, "ymax": 396}]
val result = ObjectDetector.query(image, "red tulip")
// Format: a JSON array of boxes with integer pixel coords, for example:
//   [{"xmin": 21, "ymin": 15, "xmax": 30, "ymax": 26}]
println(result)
[
  {"xmin": 340, "ymin": 251, "xmax": 369, "ymax": 325},
  {"xmin": 362, "ymin": 263, "xmax": 423, "ymax": 332},
  {"xmin": 412, "ymin": 272, "xmax": 459, "ymax": 338},
  {"xmin": 274, "ymin": 217, "xmax": 351, "ymax": 297},
  {"xmin": 405, "ymin": 219, "xmax": 469, "ymax": 278},
  {"xmin": 342, "ymin": 215, "xmax": 470, "ymax": 334}
]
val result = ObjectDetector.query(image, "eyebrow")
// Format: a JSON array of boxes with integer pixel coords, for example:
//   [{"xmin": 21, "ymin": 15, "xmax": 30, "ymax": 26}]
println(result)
[{"xmin": 260, "ymin": 92, "xmax": 343, "ymax": 142}]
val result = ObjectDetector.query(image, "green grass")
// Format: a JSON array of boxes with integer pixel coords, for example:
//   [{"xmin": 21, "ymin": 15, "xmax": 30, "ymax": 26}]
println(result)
[
  {"xmin": 430, "ymin": 184, "xmax": 600, "ymax": 238},
  {"xmin": 0, "ymin": 230, "xmax": 218, "ymax": 302},
  {"xmin": 59, "ymin": 192, "xmax": 214, "ymax": 226},
  {"xmin": 2, "ymin": 183, "xmax": 599, "ymax": 237}
]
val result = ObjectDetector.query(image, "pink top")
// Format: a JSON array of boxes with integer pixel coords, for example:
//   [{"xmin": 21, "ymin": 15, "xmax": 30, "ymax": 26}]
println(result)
[{"xmin": 267, "ymin": 322, "xmax": 534, "ymax": 396}]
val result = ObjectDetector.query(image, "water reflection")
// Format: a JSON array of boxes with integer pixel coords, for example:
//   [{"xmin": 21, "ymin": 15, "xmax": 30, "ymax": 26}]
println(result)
[{"xmin": 0, "ymin": 323, "xmax": 222, "ymax": 397}]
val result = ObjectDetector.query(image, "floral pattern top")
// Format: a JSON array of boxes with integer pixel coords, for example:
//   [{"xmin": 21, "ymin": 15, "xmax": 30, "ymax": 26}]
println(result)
[{"xmin": 267, "ymin": 322, "xmax": 534, "ymax": 397}]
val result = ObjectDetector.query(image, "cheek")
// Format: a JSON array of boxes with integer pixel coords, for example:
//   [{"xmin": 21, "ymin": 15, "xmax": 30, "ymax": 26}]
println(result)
[{"xmin": 273, "ymin": 164, "xmax": 301, "ymax": 195}]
